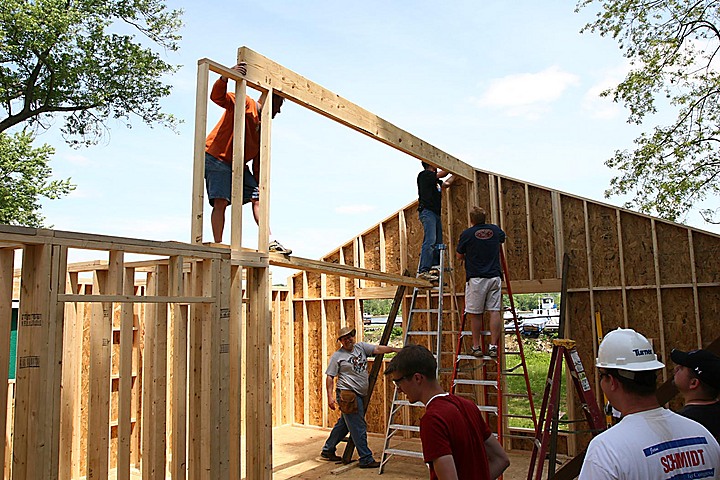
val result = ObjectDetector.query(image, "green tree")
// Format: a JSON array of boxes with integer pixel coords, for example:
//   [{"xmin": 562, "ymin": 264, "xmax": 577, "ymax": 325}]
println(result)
[
  {"xmin": 0, "ymin": 0, "xmax": 183, "ymax": 145},
  {"xmin": 577, "ymin": 1, "xmax": 720, "ymax": 223},
  {"xmin": 0, "ymin": 0, "xmax": 183, "ymax": 226},
  {"xmin": 0, "ymin": 130, "xmax": 74, "ymax": 227}
]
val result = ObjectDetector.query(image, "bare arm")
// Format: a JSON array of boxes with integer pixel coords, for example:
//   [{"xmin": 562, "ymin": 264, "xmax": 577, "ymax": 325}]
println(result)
[
  {"xmin": 484, "ymin": 435, "xmax": 510, "ymax": 479},
  {"xmin": 442, "ymin": 174, "xmax": 456, "ymax": 188},
  {"xmin": 212, "ymin": 63, "xmax": 247, "ymax": 109},
  {"xmin": 373, "ymin": 345, "xmax": 401, "ymax": 355},
  {"xmin": 325, "ymin": 375, "xmax": 337, "ymax": 410},
  {"xmin": 431, "ymin": 455, "xmax": 458, "ymax": 480}
]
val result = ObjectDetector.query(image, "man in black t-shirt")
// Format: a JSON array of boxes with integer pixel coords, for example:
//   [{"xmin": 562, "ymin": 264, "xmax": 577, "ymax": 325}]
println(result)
[
  {"xmin": 672, "ymin": 348, "xmax": 720, "ymax": 442},
  {"xmin": 417, "ymin": 162, "xmax": 453, "ymax": 281},
  {"xmin": 456, "ymin": 207, "xmax": 506, "ymax": 358}
]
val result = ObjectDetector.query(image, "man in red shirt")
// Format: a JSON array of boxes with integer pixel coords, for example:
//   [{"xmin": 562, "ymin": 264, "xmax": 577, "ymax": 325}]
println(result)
[
  {"xmin": 384, "ymin": 344, "xmax": 509, "ymax": 480},
  {"xmin": 204, "ymin": 62, "xmax": 290, "ymax": 253}
]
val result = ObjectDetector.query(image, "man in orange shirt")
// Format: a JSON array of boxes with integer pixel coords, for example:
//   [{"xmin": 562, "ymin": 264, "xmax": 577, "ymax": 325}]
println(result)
[{"xmin": 204, "ymin": 62, "xmax": 290, "ymax": 253}]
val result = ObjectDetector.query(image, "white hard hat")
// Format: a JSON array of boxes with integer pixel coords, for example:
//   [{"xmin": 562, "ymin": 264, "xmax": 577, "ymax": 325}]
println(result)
[{"xmin": 596, "ymin": 328, "xmax": 665, "ymax": 372}]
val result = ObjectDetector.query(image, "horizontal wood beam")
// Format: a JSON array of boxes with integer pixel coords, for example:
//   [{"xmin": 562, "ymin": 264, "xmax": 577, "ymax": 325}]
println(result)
[
  {"xmin": 0, "ymin": 226, "xmax": 229, "ymax": 259},
  {"xmin": 356, "ymin": 287, "xmax": 402, "ymax": 299},
  {"xmin": 504, "ymin": 278, "xmax": 562, "ymax": 295},
  {"xmin": 58, "ymin": 294, "xmax": 214, "ymax": 304},
  {"xmin": 200, "ymin": 50, "xmax": 474, "ymax": 181},
  {"xmin": 268, "ymin": 253, "xmax": 430, "ymax": 288}
]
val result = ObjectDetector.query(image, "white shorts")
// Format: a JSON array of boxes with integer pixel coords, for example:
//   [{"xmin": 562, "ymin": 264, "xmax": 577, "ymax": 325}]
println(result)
[{"xmin": 464, "ymin": 277, "xmax": 502, "ymax": 314}]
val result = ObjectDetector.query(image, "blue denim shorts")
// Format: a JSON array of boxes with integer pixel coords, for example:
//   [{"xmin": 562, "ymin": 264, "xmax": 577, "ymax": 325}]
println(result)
[{"xmin": 204, "ymin": 153, "xmax": 259, "ymax": 205}]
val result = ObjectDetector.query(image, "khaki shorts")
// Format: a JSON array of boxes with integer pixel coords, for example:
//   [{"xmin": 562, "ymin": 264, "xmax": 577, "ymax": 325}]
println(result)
[{"xmin": 464, "ymin": 277, "xmax": 502, "ymax": 314}]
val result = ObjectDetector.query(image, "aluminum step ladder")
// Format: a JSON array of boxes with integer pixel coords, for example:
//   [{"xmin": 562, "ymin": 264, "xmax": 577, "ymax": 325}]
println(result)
[{"xmin": 379, "ymin": 244, "xmax": 459, "ymax": 472}]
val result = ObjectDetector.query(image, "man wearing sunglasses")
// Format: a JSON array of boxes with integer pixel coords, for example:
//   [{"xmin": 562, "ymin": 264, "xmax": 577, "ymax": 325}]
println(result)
[
  {"xmin": 579, "ymin": 328, "xmax": 720, "ymax": 479},
  {"xmin": 320, "ymin": 326, "xmax": 401, "ymax": 468},
  {"xmin": 672, "ymin": 348, "xmax": 720, "ymax": 442},
  {"xmin": 384, "ymin": 344, "xmax": 510, "ymax": 480}
]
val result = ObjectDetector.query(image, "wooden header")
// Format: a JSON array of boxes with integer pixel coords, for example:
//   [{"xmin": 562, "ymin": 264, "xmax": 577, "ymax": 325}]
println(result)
[{"xmin": 197, "ymin": 48, "xmax": 474, "ymax": 180}]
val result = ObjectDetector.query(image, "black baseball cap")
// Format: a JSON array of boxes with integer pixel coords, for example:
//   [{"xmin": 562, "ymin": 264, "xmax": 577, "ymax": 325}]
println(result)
[{"xmin": 671, "ymin": 349, "xmax": 720, "ymax": 390}]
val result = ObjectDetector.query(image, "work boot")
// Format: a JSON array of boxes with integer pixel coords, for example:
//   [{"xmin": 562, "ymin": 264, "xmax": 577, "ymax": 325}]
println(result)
[
  {"xmin": 359, "ymin": 460, "xmax": 380, "ymax": 469},
  {"xmin": 320, "ymin": 451, "xmax": 342, "ymax": 462},
  {"xmin": 469, "ymin": 345, "xmax": 483, "ymax": 358}
]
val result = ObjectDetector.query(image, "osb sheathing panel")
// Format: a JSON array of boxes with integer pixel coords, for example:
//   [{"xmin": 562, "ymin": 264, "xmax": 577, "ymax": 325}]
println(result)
[
  {"xmin": 343, "ymin": 299, "xmax": 356, "ymax": 327},
  {"xmin": 342, "ymin": 244, "xmax": 355, "ymax": 296},
  {"xmin": 566, "ymin": 292, "xmax": 592, "ymax": 371},
  {"xmin": 404, "ymin": 204, "xmax": 422, "ymax": 273},
  {"xmin": 362, "ymin": 227, "xmax": 382, "ymax": 288},
  {"xmin": 594, "ymin": 290, "xmax": 624, "ymax": 333},
  {"xmin": 306, "ymin": 271, "xmax": 321, "ymax": 298},
  {"xmin": 500, "ymin": 179, "xmax": 530, "ymax": 279},
  {"xmin": 661, "ymin": 288, "xmax": 697, "ymax": 358},
  {"xmin": 325, "ymin": 300, "xmax": 342, "ymax": 429},
  {"xmin": 307, "ymin": 301, "xmax": 323, "ymax": 426},
  {"xmin": 698, "ymin": 287, "xmax": 720, "ymax": 346},
  {"xmin": 474, "ymin": 171, "xmax": 492, "ymax": 215},
  {"xmin": 382, "ymin": 219, "xmax": 401, "ymax": 275},
  {"xmin": 365, "ymin": 359, "xmax": 385, "ymax": 433},
  {"xmin": 293, "ymin": 302, "xmax": 305, "ymax": 424},
  {"xmin": 278, "ymin": 290, "xmax": 291, "ymax": 425},
  {"xmin": 528, "ymin": 186, "xmax": 557, "ymax": 279},
  {"xmin": 587, "ymin": 203, "xmax": 621, "ymax": 288},
  {"xmin": 566, "ymin": 291, "xmax": 595, "ymax": 450},
  {"xmin": 561, "ymin": 196, "xmax": 589, "ymax": 289},
  {"xmin": 694, "ymin": 231, "xmax": 720, "ymax": 283},
  {"xmin": 626, "ymin": 289, "xmax": 658, "ymax": 333},
  {"xmin": 620, "ymin": 212, "xmax": 655, "ymax": 287},
  {"xmin": 655, "ymin": 222, "xmax": 691, "ymax": 286},
  {"xmin": 322, "ymin": 251, "xmax": 341, "ymax": 297},
  {"xmin": 447, "ymin": 179, "xmax": 472, "ymax": 289},
  {"xmin": 292, "ymin": 275, "xmax": 303, "ymax": 298}
]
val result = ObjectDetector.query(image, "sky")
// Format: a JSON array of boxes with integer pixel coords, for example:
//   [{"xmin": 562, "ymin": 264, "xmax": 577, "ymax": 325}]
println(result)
[{"xmin": 24, "ymin": 1, "xmax": 720, "ymax": 283}]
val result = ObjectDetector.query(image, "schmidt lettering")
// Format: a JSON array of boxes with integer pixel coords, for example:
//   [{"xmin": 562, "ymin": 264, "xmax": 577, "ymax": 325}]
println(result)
[{"xmin": 660, "ymin": 449, "xmax": 706, "ymax": 473}]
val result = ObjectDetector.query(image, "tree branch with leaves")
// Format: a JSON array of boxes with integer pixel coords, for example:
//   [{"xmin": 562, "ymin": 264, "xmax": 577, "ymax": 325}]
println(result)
[
  {"xmin": 0, "ymin": 0, "xmax": 183, "ymax": 226},
  {"xmin": 577, "ymin": 0, "xmax": 720, "ymax": 223}
]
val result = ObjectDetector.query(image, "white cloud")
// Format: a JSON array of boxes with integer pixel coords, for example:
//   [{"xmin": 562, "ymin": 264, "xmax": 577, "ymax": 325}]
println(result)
[
  {"xmin": 473, "ymin": 66, "xmax": 580, "ymax": 119},
  {"xmin": 582, "ymin": 61, "xmax": 632, "ymax": 119},
  {"xmin": 334, "ymin": 204, "xmax": 376, "ymax": 214},
  {"xmin": 60, "ymin": 152, "xmax": 91, "ymax": 165}
]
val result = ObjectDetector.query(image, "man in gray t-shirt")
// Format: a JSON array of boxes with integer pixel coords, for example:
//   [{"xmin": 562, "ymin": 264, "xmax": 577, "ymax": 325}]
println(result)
[{"xmin": 320, "ymin": 326, "xmax": 400, "ymax": 468}]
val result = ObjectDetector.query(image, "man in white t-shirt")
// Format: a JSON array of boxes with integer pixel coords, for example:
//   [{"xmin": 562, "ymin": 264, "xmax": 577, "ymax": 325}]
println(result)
[{"xmin": 579, "ymin": 328, "xmax": 720, "ymax": 480}]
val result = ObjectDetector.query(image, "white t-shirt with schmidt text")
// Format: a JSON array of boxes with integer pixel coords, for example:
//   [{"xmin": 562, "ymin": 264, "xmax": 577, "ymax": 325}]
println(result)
[{"xmin": 579, "ymin": 407, "xmax": 720, "ymax": 480}]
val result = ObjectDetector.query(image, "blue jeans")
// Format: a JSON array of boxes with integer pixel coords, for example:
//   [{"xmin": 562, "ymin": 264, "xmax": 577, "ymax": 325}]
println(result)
[
  {"xmin": 419, "ymin": 209, "xmax": 442, "ymax": 273},
  {"xmin": 322, "ymin": 391, "xmax": 375, "ymax": 465}
]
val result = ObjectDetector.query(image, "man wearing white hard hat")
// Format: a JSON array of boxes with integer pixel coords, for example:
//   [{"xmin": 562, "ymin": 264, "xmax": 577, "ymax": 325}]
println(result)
[{"xmin": 579, "ymin": 328, "xmax": 720, "ymax": 480}]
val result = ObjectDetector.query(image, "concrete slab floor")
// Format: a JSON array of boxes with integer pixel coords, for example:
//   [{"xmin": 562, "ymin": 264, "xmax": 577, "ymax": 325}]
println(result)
[{"xmin": 270, "ymin": 425, "xmax": 535, "ymax": 479}]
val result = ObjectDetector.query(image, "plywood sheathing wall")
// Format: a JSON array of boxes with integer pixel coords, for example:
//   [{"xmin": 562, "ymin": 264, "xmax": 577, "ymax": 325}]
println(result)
[{"xmin": 290, "ymin": 170, "xmax": 720, "ymax": 453}]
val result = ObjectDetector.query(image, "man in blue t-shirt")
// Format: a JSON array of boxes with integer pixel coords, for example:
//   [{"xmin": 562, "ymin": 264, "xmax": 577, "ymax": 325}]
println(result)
[{"xmin": 456, "ymin": 207, "xmax": 506, "ymax": 358}]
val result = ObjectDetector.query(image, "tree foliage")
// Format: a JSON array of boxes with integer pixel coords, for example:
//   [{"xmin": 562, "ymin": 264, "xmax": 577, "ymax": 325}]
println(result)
[
  {"xmin": 577, "ymin": 0, "xmax": 720, "ymax": 222},
  {"xmin": 0, "ymin": 130, "xmax": 74, "ymax": 227},
  {"xmin": 0, "ymin": 0, "xmax": 183, "ymax": 146}
]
